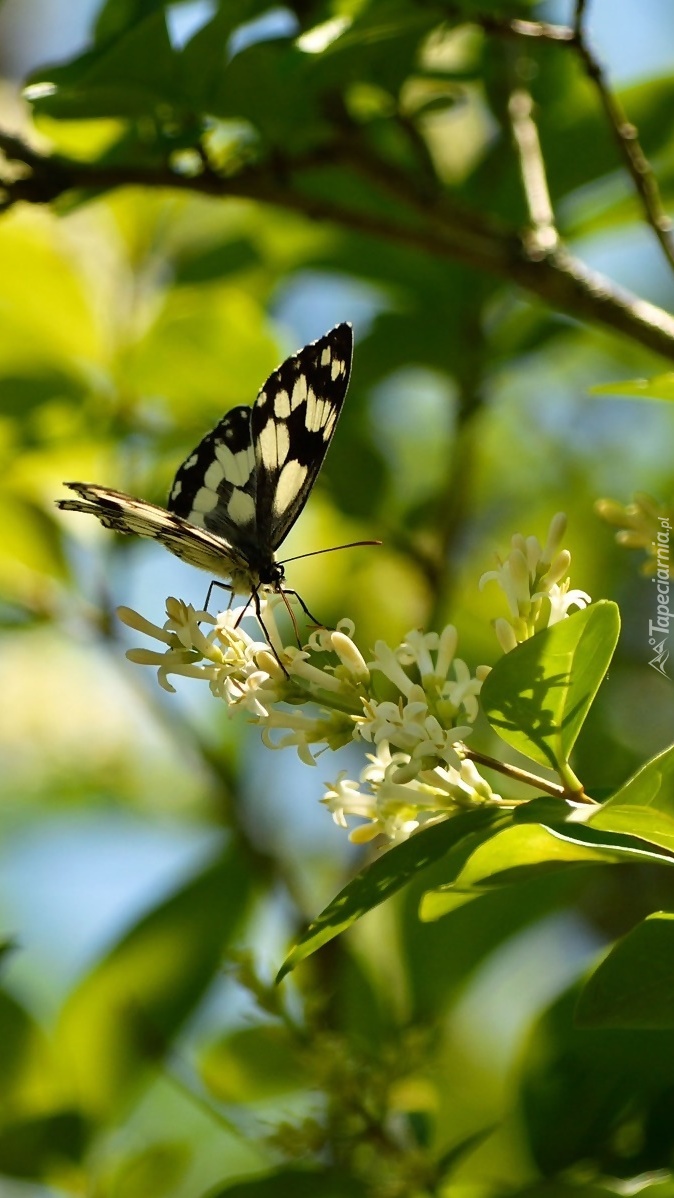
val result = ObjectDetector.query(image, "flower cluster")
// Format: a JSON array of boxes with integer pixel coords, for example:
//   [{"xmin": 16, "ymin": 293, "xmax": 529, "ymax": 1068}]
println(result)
[
  {"xmin": 118, "ymin": 514, "xmax": 587, "ymax": 841},
  {"xmin": 479, "ymin": 512, "xmax": 591, "ymax": 653},
  {"xmin": 595, "ymin": 492, "xmax": 674, "ymax": 578},
  {"xmin": 324, "ymin": 744, "xmax": 500, "ymax": 844},
  {"xmin": 118, "ymin": 598, "xmax": 496, "ymax": 842}
]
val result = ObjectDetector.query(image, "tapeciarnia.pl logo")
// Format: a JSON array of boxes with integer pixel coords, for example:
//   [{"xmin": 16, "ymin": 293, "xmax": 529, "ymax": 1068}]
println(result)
[{"xmin": 648, "ymin": 516, "xmax": 672, "ymax": 678}]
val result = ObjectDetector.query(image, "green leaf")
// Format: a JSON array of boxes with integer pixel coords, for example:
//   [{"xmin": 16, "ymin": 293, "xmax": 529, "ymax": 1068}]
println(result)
[
  {"xmin": 0, "ymin": 369, "xmax": 87, "ymax": 420},
  {"xmin": 173, "ymin": 237, "xmax": 261, "ymax": 286},
  {"xmin": 209, "ymin": 41, "xmax": 326, "ymax": 151},
  {"xmin": 420, "ymin": 821, "xmax": 622, "ymax": 921},
  {"xmin": 436, "ymin": 1126, "xmax": 497, "ymax": 1179},
  {"xmin": 200, "ymin": 1026, "xmax": 310, "ymax": 1102},
  {"xmin": 506, "ymin": 1184, "xmax": 642, "ymax": 1198},
  {"xmin": 94, "ymin": 0, "xmax": 166, "ymax": 45},
  {"xmin": 25, "ymin": 11, "xmax": 178, "ymax": 120},
  {"xmin": 108, "ymin": 1141, "xmax": 190, "ymax": 1198},
  {"xmin": 590, "ymin": 373, "xmax": 674, "ymax": 400},
  {"xmin": 277, "ymin": 809, "xmax": 504, "ymax": 980},
  {"xmin": 480, "ymin": 602, "xmax": 620, "ymax": 772},
  {"xmin": 588, "ymin": 744, "xmax": 674, "ymax": 852},
  {"xmin": 577, "ymin": 914, "xmax": 674, "ymax": 1029},
  {"xmin": 402, "ymin": 862, "xmax": 584, "ymax": 1017},
  {"xmin": 520, "ymin": 806, "xmax": 674, "ymax": 867},
  {"xmin": 519, "ymin": 983, "xmax": 674, "ymax": 1176},
  {"xmin": 203, "ymin": 1168, "xmax": 368, "ymax": 1198},
  {"xmin": 0, "ymin": 987, "xmax": 56, "ymax": 1115},
  {"xmin": 0, "ymin": 1111, "xmax": 89, "ymax": 1180},
  {"xmin": 178, "ymin": 4, "xmax": 262, "ymax": 112},
  {"xmin": 538, "ymin": 70, "xmax": 674, "ymax": 204},
  {"xmin": 599, "ymin": 744, "xmax": 674, "ymax": 812},
  {"xmin": 310, "ymin": 1, "xmax": 442, "ymax": 96},
  {"xmin": 57, "ymin": 849, "xmax": 251, "ymax": 1115}
]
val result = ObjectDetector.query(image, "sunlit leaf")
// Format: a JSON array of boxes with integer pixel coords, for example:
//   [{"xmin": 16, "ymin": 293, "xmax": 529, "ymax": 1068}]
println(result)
[
  {"xmin": 420, "ymin": 821, "xmax": 622, "ymax": 921},
  {"xmin": 480, "ymin": 602, "xmax": 620, "ymax": 771},
  {"xmin": 402, "ymin": 861, "xmax": 585, "ymax": 1017},
  {"xmin": 590, "ymin": 374, "xmax": 674, "ymax": 401},
  {"xmin": 588, "ymin": 744, "xmax": 674, "ymax": 852},
  {"xmin": 0, "ymin": 987, "xmax": 58, "ymax": 1116},
  {"xmin": 126, "ymin": 286, "xmax": 278, "ymax": 416},
  {"xmin": 277, "ymin": 809, "xmax": 505, "ymax": 980}
]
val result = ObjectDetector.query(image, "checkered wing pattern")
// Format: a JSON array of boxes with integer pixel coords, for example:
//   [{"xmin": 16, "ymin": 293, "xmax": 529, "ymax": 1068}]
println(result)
[{"xmin": 57, "ymin": 323, "xmax": 354, "ymax": 591}]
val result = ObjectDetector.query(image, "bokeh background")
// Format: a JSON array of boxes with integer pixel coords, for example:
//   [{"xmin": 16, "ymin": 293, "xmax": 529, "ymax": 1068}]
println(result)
[{"xmin": 1, "ymin": 1, "xmax": 674, "ymax": 1195}]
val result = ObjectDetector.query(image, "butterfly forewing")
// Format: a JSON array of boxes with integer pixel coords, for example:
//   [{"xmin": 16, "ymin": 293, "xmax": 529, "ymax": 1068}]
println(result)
[{"xmin": 252, "ymin": 323, "xmax": 353, "ymax": 551}]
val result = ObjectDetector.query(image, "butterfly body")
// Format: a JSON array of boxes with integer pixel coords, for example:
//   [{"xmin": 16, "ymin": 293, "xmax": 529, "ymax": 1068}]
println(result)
[{"xmin": 58, "ymin": 323, "xmax": 353, "ymax": 603}]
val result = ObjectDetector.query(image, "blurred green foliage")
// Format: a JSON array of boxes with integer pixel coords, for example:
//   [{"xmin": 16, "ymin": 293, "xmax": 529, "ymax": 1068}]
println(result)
[{"xmin": 1, "ymin": 0, "xmax": 674, "ymax": 1196}]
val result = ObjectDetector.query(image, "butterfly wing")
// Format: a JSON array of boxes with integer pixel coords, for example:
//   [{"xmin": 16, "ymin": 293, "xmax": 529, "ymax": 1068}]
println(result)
[
  {"xmin": 57, "ymin": 324, "xmax": 354, "ymax": 589},
  {"xmin": 251, "ymin": 323, "xmax": 353, "ymax": 553},
  {"xmin": 166, "ymin": 405, "xmax": 258, "ymax": 551},
  {"xmin": 57, "ymin": 483, "xmax": 250, "ymax": 580}
]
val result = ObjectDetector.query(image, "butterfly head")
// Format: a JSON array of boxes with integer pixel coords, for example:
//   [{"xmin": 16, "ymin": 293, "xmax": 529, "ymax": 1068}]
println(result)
[{"xmin": 259, "ymin": 559, "xmax": 286, "ymax": 590}]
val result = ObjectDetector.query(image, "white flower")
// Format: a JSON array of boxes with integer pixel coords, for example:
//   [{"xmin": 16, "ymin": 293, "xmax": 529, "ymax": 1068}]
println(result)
[
  {"xmin": 541, "ymin": 512, "xmax": 567, "ymax": 564},
  {"xmin": 308, "ymin": 620, "xmax": 370, "ymax": 683},
  {"xmin": 323, "ymin": 741, "xmax": 501, "ymax": 843},
  {"xmin": 539, "ymin": 579, "xmax": 592, "ymax": 625},
  {"xmin": 368, "ymin": 640, "xmax": 417, "ymax": 697},
  {"xmin": 439, "ymin": 656, "xmax": 483, "ymax": 723},
  {"xmin": 222, "ymin": 669, "xmax": 276, "ymax": 718},
  {"xmin": 481, "ymin": 513, "xmax": 591, "ymax": 649}
]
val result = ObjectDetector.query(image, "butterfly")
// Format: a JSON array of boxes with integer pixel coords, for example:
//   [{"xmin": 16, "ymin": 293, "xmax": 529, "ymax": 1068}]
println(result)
[{"xmin": 57, "ymin": 323, "xmax": 357, "ymax": 633}]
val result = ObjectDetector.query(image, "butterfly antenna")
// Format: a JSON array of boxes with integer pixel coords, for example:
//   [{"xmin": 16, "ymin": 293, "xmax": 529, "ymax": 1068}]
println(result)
[{"xmin": 280, "ymin": 540, "xmax": 382, "ymax": 566}]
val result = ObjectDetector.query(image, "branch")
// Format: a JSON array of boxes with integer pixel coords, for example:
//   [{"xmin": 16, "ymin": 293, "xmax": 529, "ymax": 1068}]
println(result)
[
  {"xmin": 443, "ymin": 7, "xmax": 576, "ymax": 47},
  {"xmin": 462, "ymin": 4, "xmax": 674, "ymax": 276},
  {"xmin": 572, "ymin": 0, "xmax": 674, "ymax": 275},
  {"xmin": 508, "ymin": 87, "xmax": 559, "ymax": 257},
  {"xmin": 3, "ymin": 131, "xmax": 674, "ymax": 360}
]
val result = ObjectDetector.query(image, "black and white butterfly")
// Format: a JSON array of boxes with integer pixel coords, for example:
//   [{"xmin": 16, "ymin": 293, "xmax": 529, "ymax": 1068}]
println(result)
[{"xmin": 57, "ymin": 323, "xmax": 355, "ymax": 626}]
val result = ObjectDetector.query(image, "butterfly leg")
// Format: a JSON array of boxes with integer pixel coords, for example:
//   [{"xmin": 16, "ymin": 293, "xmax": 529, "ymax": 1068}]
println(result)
[
  {"xmin": 248, "ymin": 587, "xmax": 290, "ymax": 677},
  {"xmin": 279, "ymin": 587, "xmax": 303, "ymax": 648},
  {"xmin": 282, "ymin": 588, "xmax": 323, "ymax": 629},
  {"xmin": 204, "ymin": 578, "xmax": 233, "ymax": 613}
]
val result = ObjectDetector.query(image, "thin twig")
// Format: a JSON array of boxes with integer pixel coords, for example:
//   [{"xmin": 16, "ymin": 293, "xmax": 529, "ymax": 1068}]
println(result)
[
  {"xmin": 508, "ymin": 87, "xmax": 559, "ymax": 257},
  {"xmin": 465, "ymin": 3, "xmax": 674, "ymax": 276},
  {"xmin": 572, "ymin": 0, "xmax": 674, "ymax": 275},
  {"xmin": 463, "ymin": 748, "xmax": 596, "ymax": 803},
  {"xmin": 443, "ymin": 7, "xmax": 575, "ymax": 47},
  {"xmin": 573, "ymin": 0, "xmax": 588, "ymax": 38}
]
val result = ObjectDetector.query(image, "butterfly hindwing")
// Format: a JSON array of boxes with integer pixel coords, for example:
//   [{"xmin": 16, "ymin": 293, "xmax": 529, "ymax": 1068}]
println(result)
[
  {"xmin": 167, "ymin": 405, "xmax": 258, "ymax": 547},
  {"xmin": 57, "ymin": 484, "xmax": 249, "ymax": 580},
  {"xmin": 252, "ymin": 323, "xmax": 353, "ymax": 551}
]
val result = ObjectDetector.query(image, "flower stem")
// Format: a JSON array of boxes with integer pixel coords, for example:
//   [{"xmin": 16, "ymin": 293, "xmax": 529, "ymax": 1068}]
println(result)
[{"xmin": 463, "ymin": 749, "xmax": 597, "ymax": 804}]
